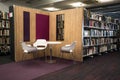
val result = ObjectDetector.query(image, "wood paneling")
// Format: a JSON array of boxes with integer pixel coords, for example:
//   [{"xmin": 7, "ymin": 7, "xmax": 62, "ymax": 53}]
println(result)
[
  {"xmin": 13, "ymin": 5, "xmax": 84, "ymax": 62},
  {"xmin": 13, "ymin": 5, "xmax": 49, "ymax": 62},
  {"xmin": 49, "ymin": 8, "xmax": 84, "ymax": 61}
]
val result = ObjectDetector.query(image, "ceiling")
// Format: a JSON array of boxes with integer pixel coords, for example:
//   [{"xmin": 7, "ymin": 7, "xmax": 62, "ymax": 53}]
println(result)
[{"xmin": 0, "ymin": 0, "xmax": 120, "ymax": 19}]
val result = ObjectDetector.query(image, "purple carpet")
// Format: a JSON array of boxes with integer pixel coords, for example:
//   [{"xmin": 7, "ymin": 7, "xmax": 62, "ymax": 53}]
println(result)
[{"xmin": 0, "ymin": 59, "xmax": 72, "ymax": 80}]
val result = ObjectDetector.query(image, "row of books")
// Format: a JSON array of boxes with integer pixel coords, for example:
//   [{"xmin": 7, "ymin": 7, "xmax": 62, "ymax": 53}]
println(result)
[
  {"xmin": 84, "ymin": 9, "xmax": 120, "ymax": 24},
  {"xmin": 84, "ymin": 20, "xmax": 119, "ymax": 30},
  {"xmin": 0, "ymin": 30, "xmax": 10, "ymax": 36},
  {"xmin": 83, "ymin": 47, "xmax": 98, "ymax": 56},
  {"xmin": 99, "ymin": 46, "xmax": 108, "ymax": 52},
  {"xmin": 56, "ymin": 35, "xmax": 64, "ymax": 40},
  {"xmin": 0, "ymin": 20, "xmax": 10, "ymax": 28},
  {"xmin": 56, "ymin": 21, "xmax": 64, "ymax": 28},
  {"xmin": 0, "ymin": 46, "xmax": 10, "ymax": 52},
  {"xmin": 84, "ymin": 30, "xmax": 117, "ymax": 37},
  {"xmin": 57, "ymin": 28, "xmax": 64, "ymax": 34},
  {"xmin": 56, "ymin": 14, "xmax": 64, "ymax": 41},
  {"xmin": 56, "ymin": 14, "xmax": 64, "ymax": 22},
  {"xmin": 83, "ymin": 44, "xmax": 117, "ymax": 56},
  {"xmin": 0, "ymin": 11, "xmax": 9, "ymax": 19},
  {"xmin": 84, "ymin": 38, "xmax": 118, "ymax": 46},
  {"xmin": 107, "ymin": 44, "xmax": 117, "ymax": 51},
  {"xmin": 0, "ymin": 38, "xmax": 10, "ymax": 44}
]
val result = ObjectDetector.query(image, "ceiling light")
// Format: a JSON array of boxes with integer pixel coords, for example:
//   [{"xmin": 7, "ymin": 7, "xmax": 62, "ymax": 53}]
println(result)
[
  {"xmin": 69, "ymin": 2, "xmax": 86, "ymax": 7},
  {"xmin": 43, "ymin": 7, "xmax": 60, "ymax": 11},
  {"xmin": 97, "ymin": 0, "xmax": 114, "ymax": 3}
]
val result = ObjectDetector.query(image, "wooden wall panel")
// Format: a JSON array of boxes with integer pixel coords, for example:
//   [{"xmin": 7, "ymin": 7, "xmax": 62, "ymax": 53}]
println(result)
[
  {"xmin": 49, "ymin": 8, "xmax": 84, "ymax": 61},
  {"xmin": 13, "ymin": 5, "xmax": 49, "ymax": 62}
]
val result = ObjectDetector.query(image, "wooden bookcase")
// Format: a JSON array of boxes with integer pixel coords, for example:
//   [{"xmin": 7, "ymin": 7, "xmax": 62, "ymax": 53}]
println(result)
[{"xmin": 0, "ymin": 11, "xmax": 10, "ymax": 55}]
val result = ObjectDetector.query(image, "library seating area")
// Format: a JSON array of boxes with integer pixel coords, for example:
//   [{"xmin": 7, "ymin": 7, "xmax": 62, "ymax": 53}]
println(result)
[
  {"xmin": 0, "ymin": 4, "xmax": 119, "ymax": 62},
  {"xmin": 0, "ymin": 0, "xmax": 120, "ymax": 80}
]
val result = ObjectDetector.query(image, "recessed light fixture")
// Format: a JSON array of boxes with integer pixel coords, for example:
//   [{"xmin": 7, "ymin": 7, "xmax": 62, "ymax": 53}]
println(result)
[
  {"xmin": 43, "ymin": 7, "xmax": 60, "ymax": 11},
  {"xmin": 69, "ymin": 2, "xmax": 86, "ymax": 7},
  {"xmin": 97, "ymin": 0, "xmax": 114, "ymax": 3}
]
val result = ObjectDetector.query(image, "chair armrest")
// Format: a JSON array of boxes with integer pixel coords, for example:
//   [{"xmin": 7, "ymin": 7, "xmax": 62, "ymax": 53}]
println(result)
[
  {"xmin": 27, "ymin": 44, "xmax": 32, "ymax": 47},
  {"xmin": 65, "ymin": 44, "xmax": 71, "ymax": 47}
]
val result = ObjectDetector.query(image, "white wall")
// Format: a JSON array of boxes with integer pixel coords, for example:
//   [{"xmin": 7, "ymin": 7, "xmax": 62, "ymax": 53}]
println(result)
[{"xmin": 0, "ymin": 2, "xmax": 9, "ymax": 12}]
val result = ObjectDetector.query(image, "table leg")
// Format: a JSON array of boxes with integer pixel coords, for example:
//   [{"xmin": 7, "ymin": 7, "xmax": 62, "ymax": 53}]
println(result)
[
  {"xmin": 50, "ymin": 47, "xmax": 52, "ymax": 60},
  {"xmin": 46, "ymin": 46, "xmax": 56, "ymax": 63}
]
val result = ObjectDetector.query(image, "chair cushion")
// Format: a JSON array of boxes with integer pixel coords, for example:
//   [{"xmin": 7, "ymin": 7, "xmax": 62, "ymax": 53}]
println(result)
[{"xmin": 61, "ymin": 46, "xmax": 73, "ymax": 52}]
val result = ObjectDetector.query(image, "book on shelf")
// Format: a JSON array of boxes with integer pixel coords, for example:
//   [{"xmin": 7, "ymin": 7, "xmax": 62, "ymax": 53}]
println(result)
[
  {"xmin": 0, "ymin": 38, "xmax": 2, "ymax": 44},
  {"xmin": 6, "ymin": 21, "xmax": 10, "ymax": 28},
  {"xmin": 113, "ymin": 38, "xmax": 117, "ymax": 43},
  {"xmin": 84, "ymin": 30, "xmax": 90, "ymax": 37},
  {"xmin": 84, "ymin": 18, "xmax": 89, "ymax": 26},
  {"xmin": 84, "ymin": 38, "xmax": 90, "ymax": 46},
  {"xmin": 93, "ymin": 47, "xmax": 98, "ymax": 53},
  {"xmin": 2, "ymin": 20, "xmax": 5, "ymax": 28},
  {"xmin": 88, "ymin": 47, "xmax": 94, "ymax": 55},
  {"xmin": 6, "ymin": 38, "xmax": 10, "ymax": 44},
  {"xmin": 90, "ymin": 39, "xmax": 95, "ymax": 46},
  {"xmin": 99, "ymin": 46, "xmax": 107, "ymax": 52},
  {"xmin": 90, "ymin": 29, "xmax": 100, "ymax": 37},
  {"xmin": 83, "ymin": 48, "xmax": 88, "ymax": 56},
  {"xmin": 90, "ymin": 12, "xmax": 99, "ymax": 20},
  {"xmin": 89, "ymin": 20, "xmax": 101, "ymax": 28},
  {"xmin": 0, "ymin": 30, "xmax": 2, "ymax": 36},
  {"xmin": 0, "ymin": 11, "xmax": 9, "ymax": 19},
  {"xmin": 61, "ymin": 14, "xmax": 64, "ymax": 21},
  {"xmin": 0, "ymin": 22, "xmax": 2, "ymax": 28}
]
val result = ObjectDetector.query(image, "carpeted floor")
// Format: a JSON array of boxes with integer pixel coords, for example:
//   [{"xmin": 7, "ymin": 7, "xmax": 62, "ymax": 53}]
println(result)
[
  {"xmin": 0, "ymin": 58, "xmax": 73, "ymax": 80},
  {"xmin": 33, "ymin": 52, "xmax": 120, "ymax": 80}
]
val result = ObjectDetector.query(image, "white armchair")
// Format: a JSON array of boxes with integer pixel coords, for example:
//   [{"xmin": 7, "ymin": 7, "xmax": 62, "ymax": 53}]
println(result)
[
  {"xmin": 33, "ymin": 39, "xmax": 47, "ymax": 50},
  {"xmin": 33, "ymin": 39, "xmax": 47, "ymax": 59},
  {"xmin": 60, "ymin": 41, "xmax": 76, "ymax": 62},
  {"xmin": 21, "ymin": 42, "xmax": 37, "ymax": 60}
]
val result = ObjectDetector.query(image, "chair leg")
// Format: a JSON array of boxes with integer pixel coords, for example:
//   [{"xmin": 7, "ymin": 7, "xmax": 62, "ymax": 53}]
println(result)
[
  {"xmin": 59, "ymin": 51, "xmax": 63, "ymax": 62},
  {"xmin": 32, "ymin": 51, "xmax": 38, "ymax": 59},
  {"xmin": 22, "ymin": 53, "xmax": 26, "ymax": 61},
  {"xmin": 71, "ymin": 52, "xmax": 76, "ymax": 64},
  {"xmin": 33, "ymin": 53, "xmax": 35, "ymax": 58},
  {"xmin": 44, "ymin": 49, "xmax": 47, "ymax": 61},
  {"xmin": 22, "ymin": 53, "xmax": 25, "ymax": 61},
  {"xmin": 22, "ymin": 53, "xmax": 28, "ymax": 61},
  {"xmin": 61, "ymin": 52, "xmax": 63, "ymax": 59}
]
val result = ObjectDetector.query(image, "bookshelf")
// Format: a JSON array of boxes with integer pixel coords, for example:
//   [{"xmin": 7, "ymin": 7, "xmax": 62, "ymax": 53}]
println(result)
[
  {"xmin": 0, "ymin": 11, "xmax": 10, "ymax": 55},
  {"xmin": 83, "ymin": 9, "xmax": 120, "ymax": 57},
  {"xmin": 56, "ymin": 14, "xmax": 64, "ymax": 41}
]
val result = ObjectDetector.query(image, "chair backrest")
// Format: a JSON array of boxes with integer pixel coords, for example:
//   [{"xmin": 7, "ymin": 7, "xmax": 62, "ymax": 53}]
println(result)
[
  {"xmin": 69, "ymin": 41, "xmax": 76, "ymax": 50},
  {"xmin": 33, "ymin": 39, "xmax": 47, "ymax": 50},
  {"xmin": 21, "ymin": 42, "xmax": 30, "ymax": 53},
  {"xmin": 21, "ymin": 41, "xmax": 37, "ymax": 53},
  {"xmin": 21, "ymin": 42, "xmax": 28, "ymax": 50},
  {"xmin": 61, "ymin": 41, "xmax": 76, "ymax": 53}
]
